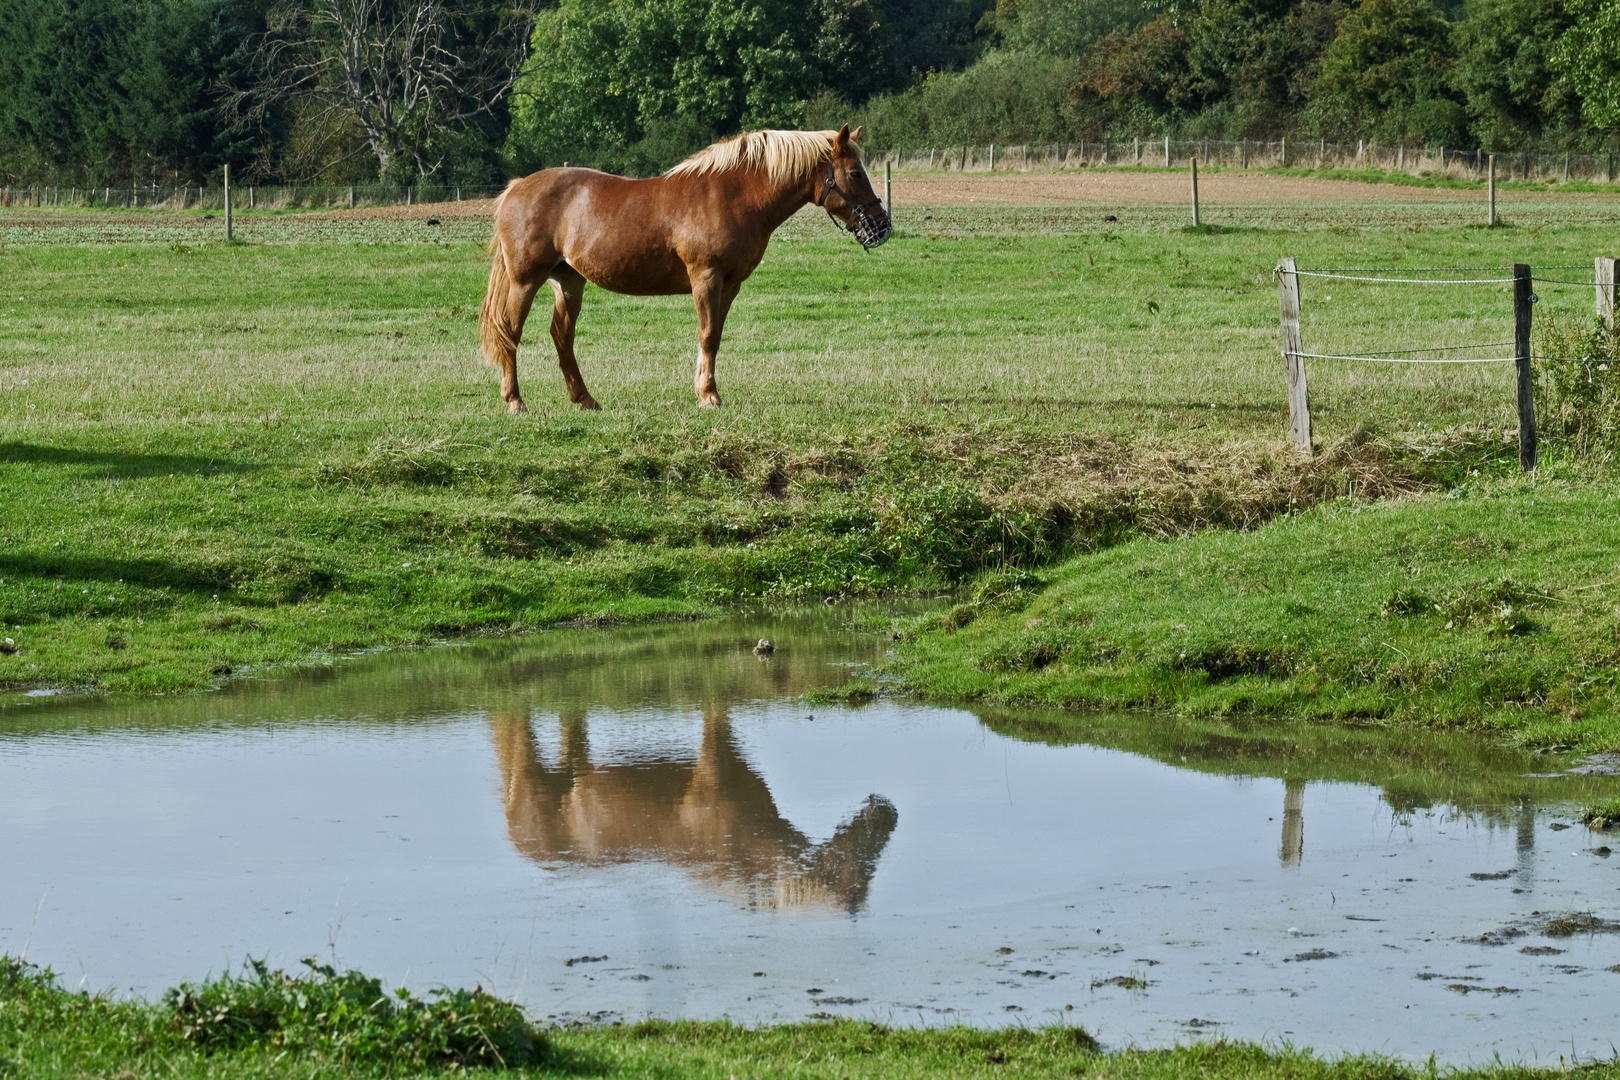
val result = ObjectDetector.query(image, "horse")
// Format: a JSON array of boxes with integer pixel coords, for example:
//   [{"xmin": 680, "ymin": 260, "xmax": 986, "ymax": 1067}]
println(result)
[{"xmin": 478, "ymin": 124, "xmax": 891, "ymax": 413}]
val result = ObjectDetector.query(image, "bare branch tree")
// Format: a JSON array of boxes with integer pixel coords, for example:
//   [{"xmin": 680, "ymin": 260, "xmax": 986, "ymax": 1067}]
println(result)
[{"xmin": 225, "ymin": 0, "xmax": 538, "ymax": 179}]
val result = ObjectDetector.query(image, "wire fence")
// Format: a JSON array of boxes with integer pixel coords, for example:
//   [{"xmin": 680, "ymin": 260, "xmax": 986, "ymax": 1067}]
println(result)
[
  {"xmin": 1277, "ymin": 263, "xmax": 1612, "ymax": 365},
  {"xmin": 7, "ymin": 138, "xmax": 1617, "ymax": 209},
  {"xmin": 865, "ymin": 140, "xmax": 1620, "ymax": 182},
  {"xmin": 1275, "ymin": 257, "xmax": 1620, "ymax": 467},
  {"xmin": 0, "ymin": 182, "xmax": 509, "ymax": 211}
]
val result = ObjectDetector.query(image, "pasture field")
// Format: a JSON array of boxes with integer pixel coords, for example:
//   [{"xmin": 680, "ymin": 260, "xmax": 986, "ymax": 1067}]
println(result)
[
  {"xmin": 4, "ymin": 188, "xmax": 1620, "ymax": 746},
  {"xmin": 6, "ymin": 952, "xmax": 1620, "ymax": 1080}
]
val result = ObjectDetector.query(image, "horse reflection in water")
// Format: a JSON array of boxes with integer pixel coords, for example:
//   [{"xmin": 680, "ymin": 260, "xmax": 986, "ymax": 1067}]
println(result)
[{"xmin": 491, "ymin": 705, "xmax": 898, "ymax": 913}]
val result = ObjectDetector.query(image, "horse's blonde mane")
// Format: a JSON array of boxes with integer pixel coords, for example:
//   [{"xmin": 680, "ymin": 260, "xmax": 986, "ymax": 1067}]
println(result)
[{"xmin": 666, "ymin": 129, "xmax": 855, "ymax": 184}]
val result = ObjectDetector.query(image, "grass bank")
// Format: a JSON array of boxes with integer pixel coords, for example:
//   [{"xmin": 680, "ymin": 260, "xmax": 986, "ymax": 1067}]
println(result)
[
  {"xmin": 5, "ymin": 955, "xmax": 1616, "ymax": 1080},
  {"xmin": 2, "ymin": 211, "xmax": 1617, "ymax": 701},
  {"xmin": 890, "ymin": 472, "xmax": 1620, "ymax": 752}
]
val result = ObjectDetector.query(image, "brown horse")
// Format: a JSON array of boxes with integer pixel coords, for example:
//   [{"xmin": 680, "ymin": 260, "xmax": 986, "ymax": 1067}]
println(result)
[{"xmin": 478, "ymin": 125, "xmax": 890, "ymax": 412}]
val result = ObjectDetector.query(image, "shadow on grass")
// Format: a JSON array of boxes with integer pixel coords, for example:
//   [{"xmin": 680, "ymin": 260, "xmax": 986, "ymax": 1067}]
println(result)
[
  {"xmin": 0, "ymin": 553, "xmax": 233, "ymax": 595},
  {"xmin": 0, "ymin": 550, "xmax": 337, "ymax": 606},
  {"xmin": 0, "ymin": 442, "xmax": 260, "ymax": 478}
]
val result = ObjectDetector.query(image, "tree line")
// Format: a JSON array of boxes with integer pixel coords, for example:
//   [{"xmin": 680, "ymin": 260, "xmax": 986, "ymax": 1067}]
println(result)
[{"xmin": 1, "ymin": 0, "xmax": 1616, "ymax": 188}]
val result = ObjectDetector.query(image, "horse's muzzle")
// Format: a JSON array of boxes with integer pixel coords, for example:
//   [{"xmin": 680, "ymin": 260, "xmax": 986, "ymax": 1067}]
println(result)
[{"xmin": 848, "ymin": 202, "xmax": 892, "ymax": 250}]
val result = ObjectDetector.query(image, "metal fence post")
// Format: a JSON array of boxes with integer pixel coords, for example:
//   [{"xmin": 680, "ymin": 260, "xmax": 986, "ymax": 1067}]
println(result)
[{"xmin": 224, "ymin": 164, "xmax": 232, "ymax": 240}]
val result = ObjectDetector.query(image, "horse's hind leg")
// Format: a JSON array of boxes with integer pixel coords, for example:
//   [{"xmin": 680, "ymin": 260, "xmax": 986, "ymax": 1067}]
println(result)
[
  {"xmin": 548, "ymin": 262, "xmax": 600, "ymax": 411},
  {"xmin": 480, "ymin": 250, "xmax": 542, "ymax": 413}
]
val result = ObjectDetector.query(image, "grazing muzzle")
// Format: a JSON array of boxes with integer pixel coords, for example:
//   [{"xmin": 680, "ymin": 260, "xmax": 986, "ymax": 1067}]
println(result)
[{"xmin": 816, "ymin": 163, "xmax": 892, "ymax": 250}]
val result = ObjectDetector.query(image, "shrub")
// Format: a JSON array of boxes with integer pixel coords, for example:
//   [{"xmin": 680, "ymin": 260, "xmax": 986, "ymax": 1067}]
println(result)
[{"xmin": 1535, "ymin": 313, "xmax": 1620, "ymax": 456}]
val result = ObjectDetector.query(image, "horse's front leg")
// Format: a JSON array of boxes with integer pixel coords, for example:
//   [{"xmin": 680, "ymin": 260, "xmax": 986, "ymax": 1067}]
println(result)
[{"xmin": 690, "ymin": 269, "xmax": 741, "ymax": 408}]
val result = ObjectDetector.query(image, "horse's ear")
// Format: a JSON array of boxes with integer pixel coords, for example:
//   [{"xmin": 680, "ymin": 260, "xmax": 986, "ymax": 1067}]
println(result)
[
  {"xmin": 836, "ymin": 123, "xmax": 851, "ymax": 144},
  {"xmin": 850, "ymin": 125, "xmax": 863, "ymax": 143}
]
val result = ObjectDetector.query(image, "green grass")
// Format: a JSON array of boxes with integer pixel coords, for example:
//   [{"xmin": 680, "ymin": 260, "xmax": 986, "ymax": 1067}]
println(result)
[
  {"xmin": 889, "ymin": 475, "xmax": 1620, "ymax": 751},
  {"xmin": 3, "ymin": 207, "xmax": 1620, "ymax": 704},
  {"xmin": 8, "ymin": 955, "xmax": 1620, "ymax": 1080}
]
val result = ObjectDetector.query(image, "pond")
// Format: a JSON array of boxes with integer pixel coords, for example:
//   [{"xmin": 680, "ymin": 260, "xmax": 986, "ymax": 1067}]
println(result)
[{"xmin": 2, "ymin": 608, "xmax": 1617, "ymax": 1064}]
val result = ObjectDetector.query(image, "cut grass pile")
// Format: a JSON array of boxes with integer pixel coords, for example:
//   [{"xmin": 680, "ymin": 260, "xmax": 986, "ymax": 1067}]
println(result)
[
  {"xmin": 3, "ymin": 208, "xmax": 1620, "ymax": 711},
  {"xmin": 6, "ymin": 954, "xmax": 1620, "ymax": 1080}
]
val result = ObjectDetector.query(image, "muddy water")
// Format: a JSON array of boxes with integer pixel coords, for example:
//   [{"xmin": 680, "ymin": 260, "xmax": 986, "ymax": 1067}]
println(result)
[{"xmin": 2, "ymin": 609, "xmax": 1618, "ymax": 1063}]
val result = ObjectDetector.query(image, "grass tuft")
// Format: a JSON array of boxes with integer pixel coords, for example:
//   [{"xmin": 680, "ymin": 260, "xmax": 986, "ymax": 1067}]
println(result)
[
  {"xmin": 1582, "ymin": 796, "xmax": 1620, "ymax": 829},
  {"xmin": 163, "ymin": 957, "xmax": 545, "ymax": 1069}
]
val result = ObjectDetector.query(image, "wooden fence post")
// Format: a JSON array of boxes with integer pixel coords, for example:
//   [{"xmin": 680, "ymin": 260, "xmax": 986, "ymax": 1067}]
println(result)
[
  {"xmin": 223, "ymin": 164, "xmax": 232, "ymax": 241},
  {"xmin": 1190, "ymin": 158, "xmax": 1200, "ymax": 226},
  {"xmin": 884, "ymin": 160, "xmax": 891, "ymax": 209},
  {"xmin": 1597, "ymin": 256, "xmax": 1619, "ymax": 332},
  {"xmin": 1277, "ymin": 256, "xmax": 1312, "ymax": 452},
  {"xmin": 1514, "ymin": 263, "xmax": 1536, "ymax": 471},
  {"xmin": 1164, "ymin": 135, "xmax": 1169, "ymax": 167},
  {"xmin": 1487, "ymin": 155, "xmax": 1495, "ymax": 226},
  {"xmin": 988, "ymin": 144, "xmax": 995, "ymax": 170}
]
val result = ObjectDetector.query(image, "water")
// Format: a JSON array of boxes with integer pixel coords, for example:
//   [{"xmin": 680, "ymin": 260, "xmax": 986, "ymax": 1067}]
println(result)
[{"xmin": 2, "ymin": 609, "xmax": 1618, "ymax": 1063}]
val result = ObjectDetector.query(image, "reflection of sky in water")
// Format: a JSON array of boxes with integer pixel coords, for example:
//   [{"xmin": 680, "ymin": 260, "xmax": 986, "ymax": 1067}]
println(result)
[{"xmin": 1, "ymin": 613, "xmax": 1617, "ymax": 1064}]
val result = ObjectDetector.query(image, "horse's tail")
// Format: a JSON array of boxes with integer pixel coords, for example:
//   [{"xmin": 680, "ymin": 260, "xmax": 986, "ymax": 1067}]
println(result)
[{"xmin": 479, "ymin": 179, "xmax": 524, "ymax": 366}]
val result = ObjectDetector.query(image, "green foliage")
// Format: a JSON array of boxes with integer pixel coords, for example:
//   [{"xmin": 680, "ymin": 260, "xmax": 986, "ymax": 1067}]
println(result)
[
  {"xmin": 1450, "ymin": 0, "xmax": 1581, "ymax": 148},
  {"xmin": 857, "ymin": 49, "xmax": 1081, "ymax": 145},
  {"xmin": 0, "ymin": 0, "xmax": 254, "ymax": 186},
  {"xmin": 1306, "ymin": 0, "xmax": 1466, "ymax": 143},
  {"xmin": 980, "ymin": 0, "xmax": 1148, "ymax": 58},
  {"xmin": 1534, "ymin": 312, "xmax": 1620, "ymax": 455},
  {"xmin": 506, "ymin": 0, "xmax": 984, "ymax": 174},
  {"xmin": 163, "ymin": 958, "xmax": 544, "ymax": 1069},
  {"xmin": 1550, "ymin": 0, "xmax": 1620, "ymax": 129}
]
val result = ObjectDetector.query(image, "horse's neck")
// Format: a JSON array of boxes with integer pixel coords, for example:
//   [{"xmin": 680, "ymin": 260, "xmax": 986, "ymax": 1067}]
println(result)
[{"xmin": 724, "ymin": 170, "xmax": 816, "ymax": 233}]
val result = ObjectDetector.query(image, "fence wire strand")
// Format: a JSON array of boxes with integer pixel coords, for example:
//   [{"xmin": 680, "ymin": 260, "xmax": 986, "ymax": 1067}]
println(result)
[
  {"xmin": 1286, "ymin": 270, "xmax": 1516, "ymax": 284},
  {"xmin": 1286, "ymin": 350, "xmax": 1517, "ymax": 363}
]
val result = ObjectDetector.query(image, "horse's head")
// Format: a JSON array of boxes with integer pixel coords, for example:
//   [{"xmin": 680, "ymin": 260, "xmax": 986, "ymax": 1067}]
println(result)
[{"xmin": 816, "ymin": 124, "xmax": 891, "ymax": 250}]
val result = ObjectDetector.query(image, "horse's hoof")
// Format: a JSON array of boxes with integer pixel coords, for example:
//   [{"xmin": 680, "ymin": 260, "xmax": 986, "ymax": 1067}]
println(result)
[
  {"xmin": 507, "ymin": 398, "xmax": 528, "ymax": 414},
  {"xmin": 697, "ymin": 396, "xmax": 724, "ymax": 409},
  {"xmin": 577, "ymin": 397, "xmax": 602, "ymax": 411}
]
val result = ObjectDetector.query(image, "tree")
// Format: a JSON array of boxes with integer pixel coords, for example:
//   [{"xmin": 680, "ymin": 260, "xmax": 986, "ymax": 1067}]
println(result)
[
  {"xmin": 1550, "ymin": 0, "xmax": 1620, "ymax": 131},
  {"xmin": 1070, "ymin": 14, "xmax": 1194, "ymax": 129},
  {"xmin": 980, "ymin": 0, "xmax": 1148, "ymax": 58},
  {"xmin": 0, "ymin": 0, "xmax": 251, "ymax": 185},
  {"xmin": 1306, "ymin": 0, "xmax": 1465, "ymax": 143},
  {"xmin": 226, "ymin": 0, "xmax": 538, "ymax": 181},
  {"xmin": 1452, "ymin": 0, "xmax": 1580, "ymax": 147},
  {"xmin": 1182, "ymin": 0, "xmax": 1343, "ymax": 135},
  {"xmin": 505, "ymin": 0, "xmax": 899, "ymax": 175}
]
